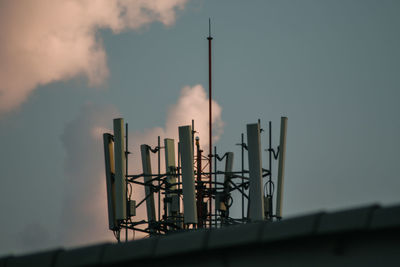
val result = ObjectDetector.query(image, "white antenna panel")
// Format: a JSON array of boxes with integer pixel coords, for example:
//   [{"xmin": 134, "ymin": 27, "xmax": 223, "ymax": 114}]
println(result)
[
  {"xmin": 178, "ymin": 125, "xmax": 198, "ymax": 224},
  {"xmin": 140, "ymin": 144, "xmax": 156, "ymax": 223},
  {"xmin": 276, "ymin": 117, "xmax": 288, "ymax": 218},
  {"xmin": 164, "ymin": 138, "xmax": 177, "ymax": 217},
  {"xmin": 164, "ymin": 138, "xmax": 176, "ymax": 188},
  {"xmin": 103, "ymin": 133, "xmax": 117, "ymax": 230},
  {"xmin": 247, "ymin": 123, "xmax": 265, "ymax": 221},
  {"xmin": 113, "ymin": 118, "xmax": 126, "ymax": 221}
]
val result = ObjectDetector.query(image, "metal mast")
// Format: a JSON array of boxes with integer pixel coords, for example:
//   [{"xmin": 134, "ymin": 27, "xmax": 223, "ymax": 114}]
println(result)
[{"xmin": 207, "ymin": 19, "xmax": 213, "ymax": 226}]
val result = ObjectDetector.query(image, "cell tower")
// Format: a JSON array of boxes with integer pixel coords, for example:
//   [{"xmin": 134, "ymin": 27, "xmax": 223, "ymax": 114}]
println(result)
[{"xmin": 102, "ymin": 23, "xmax": 288, "ymax": 241}]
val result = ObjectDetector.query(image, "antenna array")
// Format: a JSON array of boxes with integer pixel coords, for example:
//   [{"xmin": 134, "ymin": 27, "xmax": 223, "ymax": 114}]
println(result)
[{"xmin": 103, "ymin": 117, "xmax": 288, "ymax": 240}]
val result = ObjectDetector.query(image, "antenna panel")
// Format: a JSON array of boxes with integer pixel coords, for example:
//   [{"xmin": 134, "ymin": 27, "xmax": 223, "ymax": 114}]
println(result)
[
  {"xmin": 164, "ymin": 138, "xmax": 177, "ymax": 217},
  {"xmin": 103, "ymin": 133, "xmax": 117, "ymax": 230},
  {"xmin": 164, "ymin": 138, "xmax": 176, "ymax": 189},
  {"xmin": 113, "ymin": 118, "xmax": 126, "ymax": 221},
  {"xmin": 140, "ymin": 144, "xmax": 156, "ymax": 223},
  {"xmin": 179, "ymin": 125, "xmax": 198, "ymax": 224},
  {"xmin": 247, "ymin": 123, "xmax": 265, "ymax": 221},
  {"xmin": 224, "ymin": 152, "xmax": 234, "ymax": 194},
  {"xmin": 276, "ymin": 117, "xmax": 288, "ymax": 218}
]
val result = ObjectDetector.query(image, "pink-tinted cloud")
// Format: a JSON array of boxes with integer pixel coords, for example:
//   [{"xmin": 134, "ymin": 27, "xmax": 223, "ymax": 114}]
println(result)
[
  {"xmin": 60, "ymin": 103, "xmax": 120, "ymax": 246},
  {"xmin": 0, "ymin": 0, "xmax": 187, "ymax": 113},
  {"xmin": 165, "ymin": 84, "xmax": 224, "ymax": 153}
]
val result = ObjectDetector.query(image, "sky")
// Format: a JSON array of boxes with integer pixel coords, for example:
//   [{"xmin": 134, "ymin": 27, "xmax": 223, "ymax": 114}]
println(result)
[{"xmin": 0, "ymin": 0, "xmax": 400, "ymax": 257}]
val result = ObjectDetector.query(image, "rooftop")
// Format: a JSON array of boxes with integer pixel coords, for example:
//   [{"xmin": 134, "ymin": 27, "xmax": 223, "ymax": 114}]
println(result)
[{"xmin": 2, "ymin": 203, "xmax": 400, "ymax": 267}]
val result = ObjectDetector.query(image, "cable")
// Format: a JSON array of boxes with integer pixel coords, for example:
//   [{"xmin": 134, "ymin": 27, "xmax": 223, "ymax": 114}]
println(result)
[
  {"xmin": 128, "ymin": 183, "xmax": 133, "ymax": 199},
  {"xmin": 113, "ymin": 229, "xmax": 121, "ymax": 242},
  {"xmin": 226, "ymin": 195, "xmax": 233, "ymax": 208},
  {"xmin": 264, "ymin": 180, "xmax": 275, "ymax": 197}
]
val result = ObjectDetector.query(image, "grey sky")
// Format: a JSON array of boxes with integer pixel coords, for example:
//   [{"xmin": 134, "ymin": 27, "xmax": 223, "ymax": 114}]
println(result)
[{"xmin": 0, "ymin": 0, "xmax": 399, "ymax": 257}]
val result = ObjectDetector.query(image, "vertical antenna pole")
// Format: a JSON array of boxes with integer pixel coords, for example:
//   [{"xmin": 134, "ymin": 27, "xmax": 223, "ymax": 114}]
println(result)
[
  {"xmin": 268, "ymin": 121, "xmax": 273, "ymax": 219},
  {"xmin": 196, "ymin": 137, "xmax": 203, "ymax": 228},
  {"xmin": 214, "ymin": 146, "xmax": 217, "ymax": 228},
  {"xmin": 158, "ymin": 136, "xmax": 161, "ymax": 228},
  {"xmin": 207, "ymin": 18, "xmax": 213, "ymax": 228},
  {"xmin": 125, "ymin": 123, "xmax": 129, "ymax": 242},
  {"xmin": 269, "ymin": 122, "xmax": 272, "ymax": 195},
  {"xmin": 192, "ymin": 119, "xmax": 195, "ymax": 159},
  {"xmin": 177, "ymin": 142, "xmax": 181, "ymax": 224},
  {"xmin": 241, "ymin": 133, "xmax": 244, "ymax": 220}
]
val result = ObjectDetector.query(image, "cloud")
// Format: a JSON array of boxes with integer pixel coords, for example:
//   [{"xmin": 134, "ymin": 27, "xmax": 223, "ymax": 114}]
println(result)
[
  {"xmin": 60, "ymin": 85, "xmax": 223, "ymax": 245},
  {"xmin": 60, "ymin": 103, "xmax": 120, "ymax": 246},
  {"xmin": 0, "ymin": 0, "xmax": 187, "ymax": 113},
  {"xmin": 165, "ymin": 84, "xmax": 224, "ymax": 151}
]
